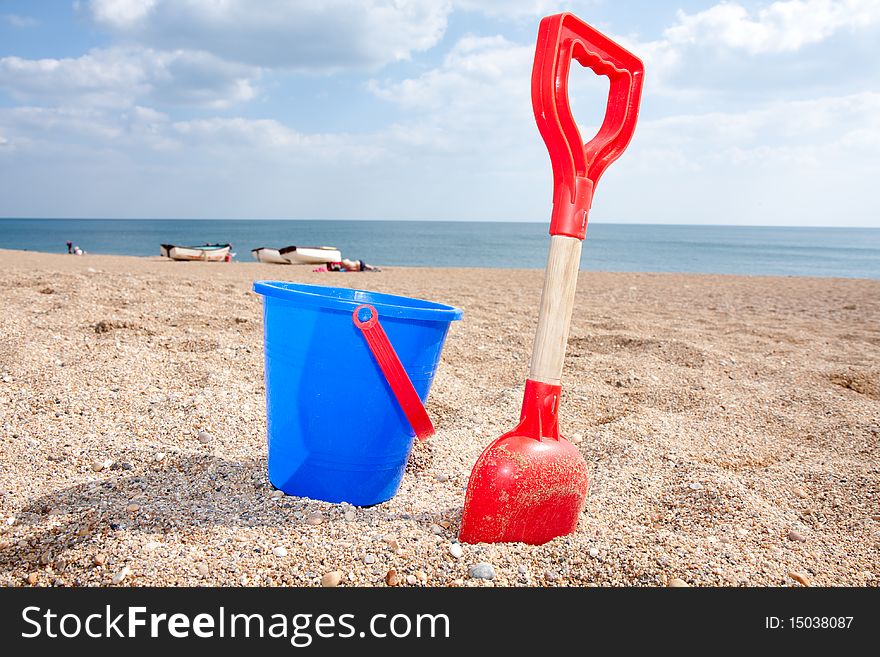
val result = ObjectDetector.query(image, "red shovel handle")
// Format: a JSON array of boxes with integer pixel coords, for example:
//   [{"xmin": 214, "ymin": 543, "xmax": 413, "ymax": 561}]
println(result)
[
  {"xmin": 353, "ymin": 304, "xmax": 435, "ymax": 441},
  {"xmin": 532, "ymin": 13, "xmax": 644, "ymax": 240}
]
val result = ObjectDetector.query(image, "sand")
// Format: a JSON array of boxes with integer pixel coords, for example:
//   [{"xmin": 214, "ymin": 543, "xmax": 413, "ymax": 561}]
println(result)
[{"xmin": 0, "ymin": 248, "xmax": 878, "ymax": 587}]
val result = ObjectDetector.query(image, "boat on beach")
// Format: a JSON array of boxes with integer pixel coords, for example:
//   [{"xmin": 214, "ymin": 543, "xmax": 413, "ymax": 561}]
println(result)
[
  {"xmin": 279, "ymin": 245, "xmax": 342, "ymax": 265},
  {"xmin": 251, "ymin": 247, "xmax": 290, "ymax": 264},
  {"xmin": 160, "ymin": 243, "xmax": 231, "ymax": 262}
]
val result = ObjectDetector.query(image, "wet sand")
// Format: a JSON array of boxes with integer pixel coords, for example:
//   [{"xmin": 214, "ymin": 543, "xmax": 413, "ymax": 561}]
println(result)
[{"xmin": 0, "ymin": 248, "xmax": 878, "ymax": 587}]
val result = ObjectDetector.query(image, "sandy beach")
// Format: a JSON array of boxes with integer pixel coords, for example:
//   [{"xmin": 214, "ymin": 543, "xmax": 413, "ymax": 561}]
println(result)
[{"xmin": 0, "ymin": 248, "xmax": 877, "ymax": 588}]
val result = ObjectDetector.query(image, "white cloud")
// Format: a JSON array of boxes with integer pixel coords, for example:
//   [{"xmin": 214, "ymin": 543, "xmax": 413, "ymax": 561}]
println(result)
[
  {"xmin": 601, "ymin": 90, "xmax": 880, "ymax": 224},
  {"xmin": 666, "ymin": 0, "xmax": 880, "ymax": 54},
  {"xmin": 371, "ymin": 36, "xmax": 531, "ymax": 110},
  {"xmin": 451, "ymin": 0, "xmax": 562, "ymax": 17},
  {"xmin": 0, "ymin": 48, "xmax": 260, "ymax": 109},
  {"xmin": 370, "ymin": 32, "xmax": 613, "ymax": 160},
  {"xmin": 171, "ymin": 117, "xmax": 323, "ymax": 151},
  {"xmin": 0, "ymin": 100, "xmax": 386, "ymax": 165},
  {"xmin": 3, "ymin": 14, "xmax": 39, "ymax": 28},
  {"xmin": 0, "ymin": 106, "xmax": 124, "ymax": 144},
  {"xmin": 634, "ymin": 92, "xmax": 880, "ymax": 165},
  {"xmin": 613, "ymin": 0, "xmax": 880, "ymax": 102},
  {"xmin": 87, "ymin": 0, "xmax": 158, "ymax": 27},
  {"xmin": 85, "ymin": 0, "xmax": 451, "ymax": 71}
]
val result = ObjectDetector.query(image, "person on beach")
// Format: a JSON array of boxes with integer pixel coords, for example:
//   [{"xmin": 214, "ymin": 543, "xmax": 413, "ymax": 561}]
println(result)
[
  {"xmin": 323, "ymin": 258, "xmax": 380, "ymax": 272},
  {"xmin": 66, "ymin": 241, "xmax": 73, "ymax": 254}
]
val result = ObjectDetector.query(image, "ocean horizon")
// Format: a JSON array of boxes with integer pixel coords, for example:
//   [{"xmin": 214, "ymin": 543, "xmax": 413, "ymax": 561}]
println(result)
[{"xmin": 1, "ymin": 218, "xmax": 878, "ymax": 279}]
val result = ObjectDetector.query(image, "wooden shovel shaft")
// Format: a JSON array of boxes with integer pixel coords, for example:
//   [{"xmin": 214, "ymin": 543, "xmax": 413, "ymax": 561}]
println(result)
[{"xmin": 528, "ymin": 235, "xmax": 583, "ymax": 385}]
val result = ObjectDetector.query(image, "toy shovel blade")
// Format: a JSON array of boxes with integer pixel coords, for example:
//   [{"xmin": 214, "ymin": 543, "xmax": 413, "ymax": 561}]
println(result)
[{"xmin": 459, "ymin": 380, "xmax": 589, "ymax": 544}]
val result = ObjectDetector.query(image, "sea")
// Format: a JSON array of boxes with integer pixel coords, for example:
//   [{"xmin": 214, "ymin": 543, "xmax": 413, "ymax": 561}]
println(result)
[{"xmin": 1, "ymin": 218, "xmax": 878, "ymax": 279}]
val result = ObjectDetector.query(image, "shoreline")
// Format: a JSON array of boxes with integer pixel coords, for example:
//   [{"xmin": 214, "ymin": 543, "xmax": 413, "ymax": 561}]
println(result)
[
  {"xmin": 1, "ymin": 248, "xmax": 877, "ymax": 282},
  {"xmin": 1, "ymin": 249, "xmax": 878, "ymax": 587}
]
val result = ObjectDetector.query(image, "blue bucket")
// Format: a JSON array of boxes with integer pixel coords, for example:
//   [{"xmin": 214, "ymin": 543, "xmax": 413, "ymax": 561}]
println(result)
[{"xmin": 253, "ymin": 281, "xmax": 463, "ymax": 506}]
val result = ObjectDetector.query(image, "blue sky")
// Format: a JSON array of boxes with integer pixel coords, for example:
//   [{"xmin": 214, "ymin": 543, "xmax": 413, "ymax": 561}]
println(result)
[{"xmin": 0, "ymin": 0, "xmax": 878, "ymax": 226}]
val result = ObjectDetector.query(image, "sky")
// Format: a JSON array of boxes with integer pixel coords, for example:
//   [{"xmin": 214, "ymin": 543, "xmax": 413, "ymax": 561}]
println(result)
[{"xmin": 0, "ymin": 0, "xmax": 878, "ymax": 226}]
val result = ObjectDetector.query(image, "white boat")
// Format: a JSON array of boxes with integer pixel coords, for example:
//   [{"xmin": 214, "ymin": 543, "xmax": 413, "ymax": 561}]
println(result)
[
  {"xmin": 279, "ymin": 245, "xmax": 342, "ymax": 265},
  {"xmin": 160, "ymin": 243, "xmax": 231, "ymax": 262},
  {"xmin": 251, "ymin": 247, "xmax": 290, "ymax": 264}
]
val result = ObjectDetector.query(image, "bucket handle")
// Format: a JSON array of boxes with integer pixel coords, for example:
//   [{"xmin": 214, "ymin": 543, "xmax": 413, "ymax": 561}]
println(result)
[{"xmin": 353, "ymin": 304, "xmax": 435, "ymax": 440}]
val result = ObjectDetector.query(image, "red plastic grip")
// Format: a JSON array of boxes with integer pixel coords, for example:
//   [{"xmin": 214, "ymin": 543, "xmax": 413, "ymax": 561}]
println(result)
[
  {"xmin": 353, "ymin": 304, "xmax": 435, "ymax": 441},
  {"xmin": 532, "ymin": 13, "xmax": 644, "ymax": 239}
]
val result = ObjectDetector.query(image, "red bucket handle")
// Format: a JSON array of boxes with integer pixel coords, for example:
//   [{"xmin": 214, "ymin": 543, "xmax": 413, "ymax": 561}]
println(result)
[
  {"xmin": 353, "ymin": 304, "xmax": 435, "ymax": 440},
  {"xmin": 532, "ymin": 13, "xmax": 644, "ymax": 240}
]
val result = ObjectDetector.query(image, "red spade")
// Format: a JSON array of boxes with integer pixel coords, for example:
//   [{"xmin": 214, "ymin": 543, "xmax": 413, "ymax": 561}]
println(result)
[{"xmin": 459, "ymin": 13, "xmax": 644, "ymax": 545}]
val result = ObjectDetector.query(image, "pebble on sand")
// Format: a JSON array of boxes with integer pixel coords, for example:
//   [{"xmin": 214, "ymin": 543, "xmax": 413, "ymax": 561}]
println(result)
[
  {"xmin": 588, "ymin": 548, "xmax": 600, "ymax": 558},
  {"xmin": 436, "ymin": 473, "xmax": 449, "ymax": 482},
  {"xmin": 321, "ymin": 571, "xmax": 342, "ymax": 587},
  {"xmin": 272, "ymin": 546, "xmax": 288, "ymax": 557},
  {"xmin": 788, "ymin": 571, "xmax": 811, "ymax": 587},
  {"xmin": 197, "ymin": 430, "xmax": 213, "ymax": 444},
  {"xmin": 112, "ymin": 566, "xmax": 130, "ymax": 585},
  {"xmin": 406, "ymin": 574, "xmax": 417, "ymax": 585},
  {"xmin": 26, "ymin": 573, "xmax": 38, "ymax": 585},
  {"xmin": 93, "ymin": 554, "xmax": 107, "ymax": 567},
  {"xmin": 569, "ymin": 432, "xmax": 584, "ymax": 444},
  {"xmin": 364, "ymin": 554, "xmax": 377, "ymax": 564},
  {"xmin": 343, "ymin": 510, "xmax": 357, "ymax": 521},
  {"xmin": 469, "ymin": 563, "xmax": 495, "ymax": 580},
  {"xmin": 668, "ymin": 578, "xmax": 689, "ymax": 587},
  {"xmin": 126, "ymin": 503, "xmax": 140, "ymax": 512},
  {"xmin": 197, "ymin": 563, "xmax": 209, "ymax": 577},
  {"xmin": 306, "ymin": 511, "xmax": 324, "ymax": 525},
  {"xmin": 449, "ymin": 543, "xmax": 463, "ymax": 559},
  {"xmin": 385, "ymin": 569, "xmax": 401, "ymax": 587},
  {"xmin": 787, "ymin": 530, "xmax": 806, "ymax": 542},
  {"xmin": 92, "ymin": 458, "xmax": 114, "ymax": 473}
]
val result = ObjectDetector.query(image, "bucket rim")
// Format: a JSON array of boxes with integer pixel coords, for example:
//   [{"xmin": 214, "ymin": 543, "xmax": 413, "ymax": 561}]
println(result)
[{"xmin": 253, "ymin": 280, "xmax": 463, "ymax": 322}]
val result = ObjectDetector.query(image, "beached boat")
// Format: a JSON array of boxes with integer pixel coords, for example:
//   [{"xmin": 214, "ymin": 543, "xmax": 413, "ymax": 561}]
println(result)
[
  {"xmin": 160, "ymin": 243, "xmax": 231, "ymax": 262},
  {"xmin": 251, "ymin": 247, "xmax": 290, "ymax": 264},
  {"xmin": 279, "ymin": 245, "xmax": 342, "ymax": 265}
]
